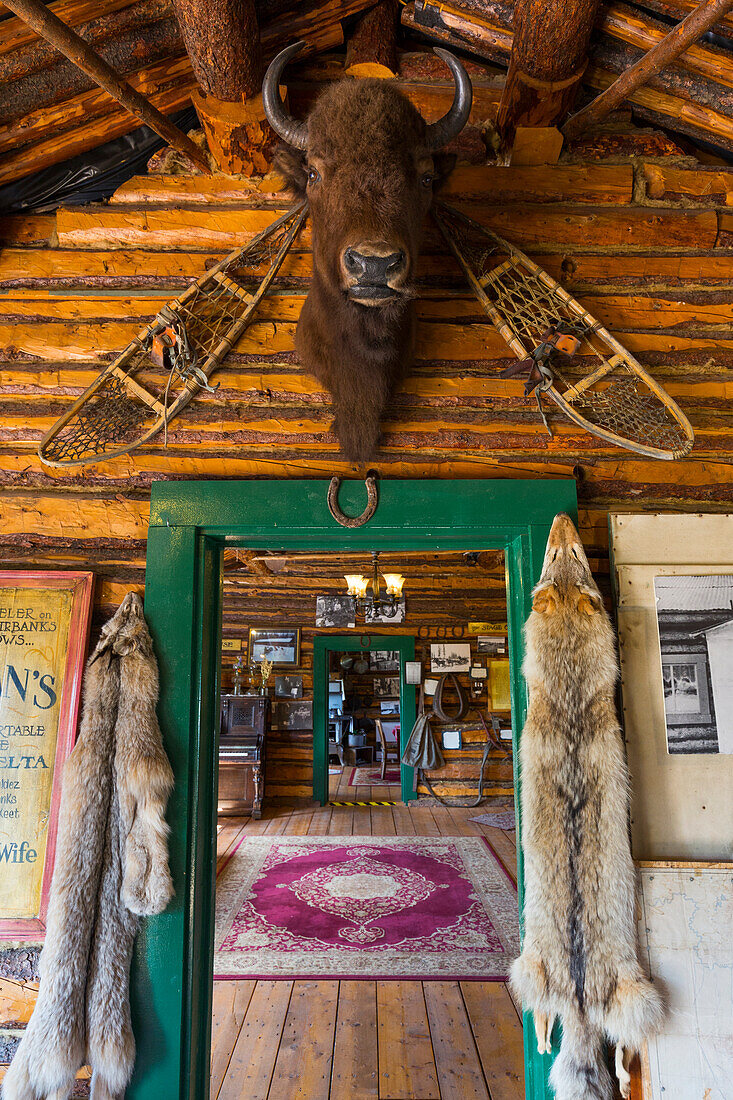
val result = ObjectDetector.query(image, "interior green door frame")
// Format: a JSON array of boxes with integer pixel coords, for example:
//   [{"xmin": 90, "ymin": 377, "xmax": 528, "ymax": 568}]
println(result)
[
  {"xmin": 312, "ymin": 634, "xmax": 416, "ymax": 804},
  {"xmin": 131, "ymin": 477, "xmax": 577, "ymax": 1100}
]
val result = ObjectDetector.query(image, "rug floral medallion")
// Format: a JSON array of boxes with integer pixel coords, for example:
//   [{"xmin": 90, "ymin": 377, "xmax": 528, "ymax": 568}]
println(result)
[
  {"xmin": 214, "ymin": 836, "xmax": 519, "ymax": 980},
  {"xmin": 348, "ymin": 766, "xmax": 401, "ymax": 787}
]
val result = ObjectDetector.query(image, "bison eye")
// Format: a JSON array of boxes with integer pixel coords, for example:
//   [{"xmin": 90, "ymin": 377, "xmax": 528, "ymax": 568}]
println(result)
[
  {"xmin": 421, "ymin": 172, "xmax": 434, "ymax": 189},
  {"xmin": 307, "ymin": 166, "xmax": 320, "ymax": 184}
]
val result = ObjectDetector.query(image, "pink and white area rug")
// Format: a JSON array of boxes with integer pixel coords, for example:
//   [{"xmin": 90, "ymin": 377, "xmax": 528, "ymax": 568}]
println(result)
[
  {"xmin": 348, "ymin": 766, "xmax": 401, "ymax": 786},
  {"xmin": 214, "ymin": 836, "xmax": 519, "ymax": 981}
]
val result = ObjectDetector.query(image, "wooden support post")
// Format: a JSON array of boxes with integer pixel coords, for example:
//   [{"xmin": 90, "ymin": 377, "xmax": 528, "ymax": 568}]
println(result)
[
  {"xmin": 563, "ymin": 0, "xmax": 733, "ymax": 140},
  {"xmin": 172, "ymin": 0, "xmax": 278, "ymax": 175},
  {"xmin": 496, "ymin": 0, "xmax": 600, "ymax": 153},
  {"xmin": 2, "ymin": 0, "xmax": 211, "ymax": 173},
  {"xmin": 346, "ymin": 0, "xmax": 399, "ymax": 75},
  {"xmin": 172, "ymin": 0, "xmax": 260, "ymax": 100}
]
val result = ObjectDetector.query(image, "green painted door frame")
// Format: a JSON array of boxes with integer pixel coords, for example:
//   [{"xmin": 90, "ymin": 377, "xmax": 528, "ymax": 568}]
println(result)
[
  {"xmin": 132, "ymin": 477, "xmax": 577, "ymax": 1100},
  {"xmin": 313, "ymin": 634, "xmax": 416, "ymax": 804}
]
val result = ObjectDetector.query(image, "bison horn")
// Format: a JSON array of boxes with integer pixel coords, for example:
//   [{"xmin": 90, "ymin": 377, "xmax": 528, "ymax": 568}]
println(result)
[
  {"xmin": 262, "ymin": 41, "xmax": 308, "ymax": 150},
  {"xmin": 425, "ymin": 49, "xmax": 473, "ymax": 151}
]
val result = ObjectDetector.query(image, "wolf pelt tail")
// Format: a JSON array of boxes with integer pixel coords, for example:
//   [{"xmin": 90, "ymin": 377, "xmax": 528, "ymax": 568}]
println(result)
[{"xmin": 550, "ymin": 1014, "xmax": 612, "ymax": 1100}]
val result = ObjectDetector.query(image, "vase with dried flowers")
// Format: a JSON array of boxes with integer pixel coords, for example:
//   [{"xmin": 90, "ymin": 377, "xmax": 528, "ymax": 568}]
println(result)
[
  {"xmin": 231, "ymin": 655, "xmax": 246, "ymax": 695},
  {"xmin": 259, "ymin": 657, "xmax": 273, "ymax": 696}
]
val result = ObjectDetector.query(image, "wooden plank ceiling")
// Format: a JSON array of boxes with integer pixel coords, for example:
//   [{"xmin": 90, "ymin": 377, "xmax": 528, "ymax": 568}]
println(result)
[{"xmin": 223, "ymin": 548, "xmax": 506, "ymax": 627}]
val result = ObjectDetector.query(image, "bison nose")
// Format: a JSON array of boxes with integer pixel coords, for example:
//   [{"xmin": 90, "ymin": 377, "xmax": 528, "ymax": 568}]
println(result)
[{"xmin": 343, "ymin": 248, "xmax": 406, "ymax": 285}]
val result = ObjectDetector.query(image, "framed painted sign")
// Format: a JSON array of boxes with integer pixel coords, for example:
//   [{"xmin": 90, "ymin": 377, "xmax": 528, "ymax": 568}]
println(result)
[{"xmin": 0, "ymin": 571, "xmax": 94, "ymax": 938}]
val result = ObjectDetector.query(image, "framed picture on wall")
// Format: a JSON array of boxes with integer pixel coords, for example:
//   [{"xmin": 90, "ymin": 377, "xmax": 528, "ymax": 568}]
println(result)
[
  {"xmin": 364, "ymin": 597, "xmax": 406, "ymax": 624},
  {"xmin": 274, "ymin": 675, "xmax": 304, "ymax": 699},
  {"xmin": 369, "ymin": 650, "xmax": 400, "ymax": 672},
  {"xmin": 0, "ymin": 571, "xmax": 94, "ymax": 939},
  {"xmin": 430, "ymin": 642, "xmax": 471, "ymax": 673},
  {"xmin": 374, "ymin": 676, "xmax": 400, "ymax": 698},
  {"xmin": 315, "ymin": 595, "xmax": 355, "ymax": 629},
  {"xmin": 653, "ymin": 574, "xmax": 733, "ymax": 755},
  {"xmin": 248, "ymin": 627, "xmax": 300, "ymax": 668},
  {"xmin": 271, "ymin": 700, "xmax": 313, "ymax": 731}
]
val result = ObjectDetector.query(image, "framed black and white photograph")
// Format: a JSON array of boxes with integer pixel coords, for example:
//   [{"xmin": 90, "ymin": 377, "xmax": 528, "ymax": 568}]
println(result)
[
  {"xmin": 430, "ymin": 642, "xmax": 472, "ymax": 673},
  {"xmin": 271, "ymin": 699, "xmax": 313, "ymax": 731},
  {"xmin": 315, "ymin": 595, "xmax": 355, "ymax": 629},
  {"xmin": 364, "ymin": 597, "xmax": 406, "ymax": 624},
  {"xmin": 374, "ymin": 676, "xmax": 400, "ymax": 698},
  {"xmin": 370, "ymin": 650, "xmax": 400, "ymax": 672},
  {"xmin": 654, "ymin": 575, "xmax": 733, "ymax": 755},
  {"xmin": 476, "ymin": 634, "xmax": 507, "ymax": 656},
  {"xmin": 274, "ymin": 674, "xmax": 303, "ymax": 699},
  {"xmin": 248, "ymin": 627, "xmax": 300, "ymax": 668},
  {"xmin": 380, "ymin": 700, "xmax": 400, "ymax": 715}
]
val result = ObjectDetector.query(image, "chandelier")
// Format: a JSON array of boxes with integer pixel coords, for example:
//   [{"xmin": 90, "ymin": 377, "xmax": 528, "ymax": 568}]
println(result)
[{"xmin": 344, "ymin": 551, "xmax": 405, "ymax": 619}]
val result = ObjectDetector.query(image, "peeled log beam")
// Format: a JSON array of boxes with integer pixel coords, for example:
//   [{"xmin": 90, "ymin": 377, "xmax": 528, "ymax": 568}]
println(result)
[
  {"xmin": 0, "ymin": 58, "xmax": 197, "ymax": 186},
  {"xmin": 497, "ymin": 0, "xmax": 600, "ymax": 144},
  {"xmin": 598, "ymin": 3, "xmax": 733, "ymax": 91},
  {"xmin": 2, "ymin": 0, "xmax": 210, "ymax": 170},
  {"xmin": 564, "ymin": 0, "xmax": 733, "ymax": 140},
  {"xmin": 0, "ymin": 14, "xmax": 182, "ymax": 122},
  {"xmin": 0, "ymin": 54, "xmax": 194, "ymax": 155},
  {"xmin": 403, "ymin": 0, "xmax": 511, "ymax": 66},
  {"xmin": 172, "ymin": 0, "xmax": 261, "ymax": 99},
  {"xmin": 0, "ymin": 0, "xmax": 172, "ymax": 82},
  {"xmin": 639, "ymin": 0, "xmax": 733, "ymax": 37}
]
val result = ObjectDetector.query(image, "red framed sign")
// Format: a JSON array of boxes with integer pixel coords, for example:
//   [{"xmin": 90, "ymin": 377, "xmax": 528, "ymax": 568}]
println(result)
[{"xmin": 0, "ymin": 571, "xmax": 93, "ymax": 938}]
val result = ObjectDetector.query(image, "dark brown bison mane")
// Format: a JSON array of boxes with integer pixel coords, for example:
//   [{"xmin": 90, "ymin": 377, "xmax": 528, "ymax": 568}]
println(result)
[{"xmin": 265, "ymin": 48, "xmax": 470, "ymax": 463}]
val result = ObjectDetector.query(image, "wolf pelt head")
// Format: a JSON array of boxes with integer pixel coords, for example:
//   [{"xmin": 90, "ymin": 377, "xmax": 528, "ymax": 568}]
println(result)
[{"xmin": 523, "ymin": 514, "xmax": 618, "ymax": 703}]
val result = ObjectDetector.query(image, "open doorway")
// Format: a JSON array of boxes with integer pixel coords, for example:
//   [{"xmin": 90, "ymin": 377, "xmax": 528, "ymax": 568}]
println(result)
[
  {"xmin": 135, "ymin": 477, "xmax": 578, "ymax": 1100},
  {"xmin": 209, "ymin": 544, "xmax": 525, "ymax": 1098},
  {"xmin": 325, "ymin": 640, "xmax": 406, "ymax": 805}
]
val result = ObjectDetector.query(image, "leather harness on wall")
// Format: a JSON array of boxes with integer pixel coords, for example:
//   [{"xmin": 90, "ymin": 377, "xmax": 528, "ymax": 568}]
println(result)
[{"xmin": 403, "ymin": 679, "xmax": 506, "ymax": 808}]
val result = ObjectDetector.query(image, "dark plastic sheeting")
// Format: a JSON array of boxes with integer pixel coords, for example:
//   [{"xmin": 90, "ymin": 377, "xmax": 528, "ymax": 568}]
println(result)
[{"xmin": 0, "ymin": 106, "xmax": 199, "ymax": 214}]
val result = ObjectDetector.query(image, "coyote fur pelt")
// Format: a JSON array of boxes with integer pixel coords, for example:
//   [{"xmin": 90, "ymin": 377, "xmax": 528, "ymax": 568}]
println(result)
[
  {"xmin": 511, "ymin": 514, "xmax": 663, "ymax": 1100},
  {"xmin": 3, "ymin": 593, "xmax": 174, "ymax": 1100}
]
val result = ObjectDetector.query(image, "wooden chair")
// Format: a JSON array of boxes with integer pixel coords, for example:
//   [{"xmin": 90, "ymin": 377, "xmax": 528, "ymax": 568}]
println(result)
[{"xmin": 375, "ymin": 718, "xmax": 400, "ymax": 780}]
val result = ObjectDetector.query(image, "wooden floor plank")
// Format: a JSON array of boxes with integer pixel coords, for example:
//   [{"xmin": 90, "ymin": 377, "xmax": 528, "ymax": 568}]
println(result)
[
  {"xmin": 377, "ymin": 982, "xmax": 440, "ymax": 1099},
  {"xmin": 424, "ymin": 981, "xmax": 490, "ymax": 1100},
  {"xmin": 287, "ymin": 807, "xmax": 316, "ymax": 835},
  {"xmin": 268, "ymin": 980, "xmax": 339, "ymax": 1100},
  {"xmin": 328, "ymin": 806, "xmax": 355, "ymax": 835},
  {"xmin": 410, "ymin": 806, "xmax": 442, "ymax": 836},
  {"xmin": 445, "ymin": 806, "xmax": 479, "ymax": 836},
  {"xmin": 330, "ymin": 981, "xmax": 378, "ymax": 1100},
  {"xmin": 308, "ymin": 805, "xmax": 333, "ymax": 834},
  {"xmin": 478, "ymin": 827, "xmax": 518, "ymax": 885},
  {"xmin": 460, "ymin": 982, "xmax": 525, "ymax": 1100},
  {"xmin": 210, "ymin": 982, "xmax": 255, "ymax": 1094},
  {"xmin": 370, "ymin": 804, "xmax": 396, "ymax": 836},
  {"xmin": 391, "ymin": 803, "xmax": 416, "ymax": 836},
  {"xmin": 264, "ymin": 810, "xmax": 293, "ymax": 835},
  {"xmin": 215, "ymin": 980, "xmax": 283, "ymax": 1100},
  {"xmin": 352, "ymin": 803, "xmax": 372, "ymax": 836}
]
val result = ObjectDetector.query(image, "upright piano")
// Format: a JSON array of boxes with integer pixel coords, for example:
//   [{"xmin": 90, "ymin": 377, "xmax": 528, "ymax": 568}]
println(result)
[{"xmin": 218, "ymin": 694, "xmax": 267, "ymax": 817}]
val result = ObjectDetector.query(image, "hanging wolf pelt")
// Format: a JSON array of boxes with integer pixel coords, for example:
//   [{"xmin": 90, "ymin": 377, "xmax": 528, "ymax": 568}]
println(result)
[
  {"xmin": 511, "ymin": 515, "xmax": 663, "ymax": 1100},
  {"xmin": 3, "ymin": 593, "xmax": 174, "ymax": 1100}
]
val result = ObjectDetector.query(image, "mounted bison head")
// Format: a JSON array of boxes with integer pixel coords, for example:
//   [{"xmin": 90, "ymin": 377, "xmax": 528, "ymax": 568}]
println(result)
[{"xmin": 263, "ymin": 43, "xmax": 472, "ymax": 462}]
